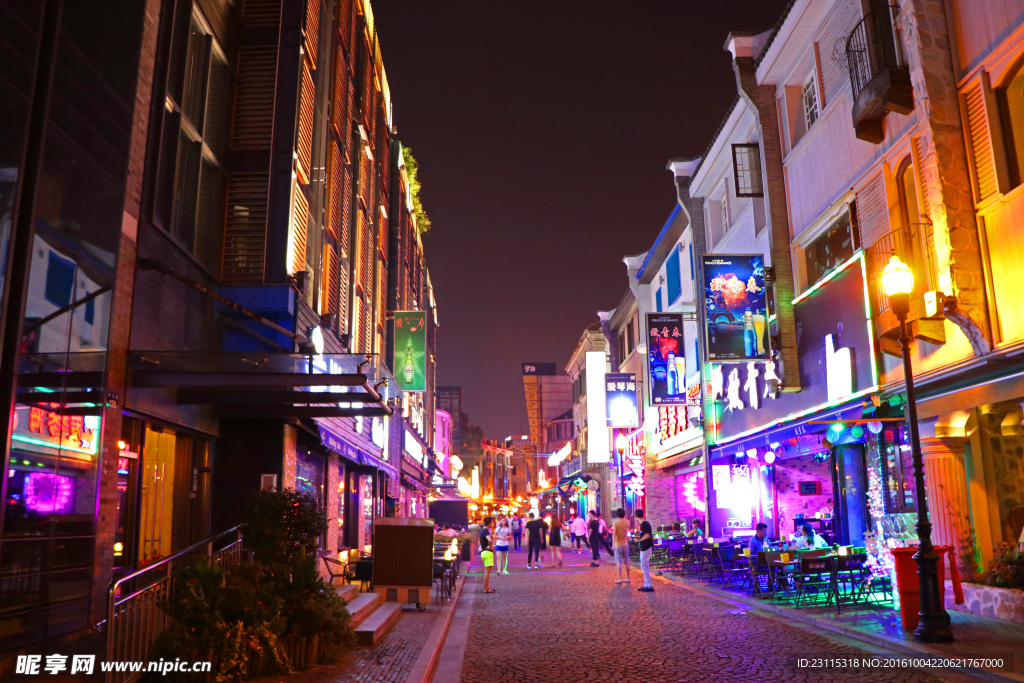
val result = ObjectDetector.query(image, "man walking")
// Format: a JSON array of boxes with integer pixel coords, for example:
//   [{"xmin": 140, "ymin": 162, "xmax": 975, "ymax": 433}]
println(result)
[
  {"xmin": 636, "ymin": 509, "xmax": 654, "ymax": 592},
  {"xmin": 525, "ymin": 512, "xmax": 548, "ymax": 569},
  {"xmin": 611, "ymin": 508, "xmax": 631, "ymax": 585},
  {"xmin": 570, "ymin": 512, "xmax": 587, "ymax": 553},
  {"xmin": 587, "ymin": 510, "xmax": 601, "ymax": 567},
  {"xmin": 511, "ymin": 513, "xmax": 523, "ymax": 551},
  {"xmin": 597, "ymin": 512, "xmax": 614, "ymax": 558}
]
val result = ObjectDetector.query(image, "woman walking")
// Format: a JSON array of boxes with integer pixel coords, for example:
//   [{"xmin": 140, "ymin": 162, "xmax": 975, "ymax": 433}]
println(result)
[
  {"xmin": 494, "ymin": 516, "xmax": 511, "ymax": 574},
  {"xmin": 548, "ymin": 515, "xmax": 563, "ymax": 567},
  {"xmin": 480, "ymin": 516, "xmax": 495, "ymax": 593}
]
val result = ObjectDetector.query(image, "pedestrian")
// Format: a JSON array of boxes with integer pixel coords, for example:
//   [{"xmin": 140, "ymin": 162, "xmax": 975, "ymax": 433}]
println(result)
[
  {"xmin": 587, "ymin": 510, "xmax": 602, "ymax": 567},
  {"xmin": 494, "ymin": 516, "xmax": 512, "ymax": 574},
  {"xmin": 568, "ymin": 512, "xmax": 582, "ymax": 552},
  {"xmin": 636, "ymin": 509, "xmax": 654, "ymax": 592},
  {"xmin": 480, "ymin": 516, "xmax": 495, "ymax": 594},
  {"xmin": 469, "ymin": 517, "xmax": 482, "ymax": 555},
  {"xmin": 597, "ymin": 512, "xmax": 614, "ymax": 557},
  {"xmin": 525, "ymin": 512, "xmax": 548, "ymax": 569},
  {"xmin": 511, "ymin": 513, "xmax": 523, "ymax": 551},
  {"xmin": 548, "ymin": 515, "xmax": 563, "ymax": 567},
  {"xmin": 611, "ymin": 507, "xmax": 631, "ymax": 585}
]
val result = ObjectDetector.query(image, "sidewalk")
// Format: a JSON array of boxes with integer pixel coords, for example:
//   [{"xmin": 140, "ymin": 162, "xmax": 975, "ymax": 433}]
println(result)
[{"xmin": 649, "ymin": 565, "xmax": 1024, "ymax": 683}]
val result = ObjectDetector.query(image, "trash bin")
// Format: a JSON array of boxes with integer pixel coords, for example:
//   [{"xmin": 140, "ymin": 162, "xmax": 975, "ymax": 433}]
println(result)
[{"xmin": 891, "ymin": 545, "xmax": 964, "ymax": 630}]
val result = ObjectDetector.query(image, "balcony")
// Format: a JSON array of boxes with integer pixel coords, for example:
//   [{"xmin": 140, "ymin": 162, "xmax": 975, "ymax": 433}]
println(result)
[
  {"xmin": 846, "ymin": 3, "xmax": 913, "ymax": 143},
  {"xmin": 865, "ymin": 225, "xmax": 945, "ymax": 355}
]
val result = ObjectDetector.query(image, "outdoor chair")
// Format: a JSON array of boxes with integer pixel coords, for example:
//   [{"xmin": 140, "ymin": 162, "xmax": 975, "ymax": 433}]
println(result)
[
  {"xmin": 432, "ymin": 562, "xmax": 449, "ymax": 604},
  {"xmin": 320, "ymin": 554, "xmax": 351, "ymax": 586},
  {"xmin": 764, "ymin": 551, "xmax": 794, "ymax": 602},
  {"xmin": 748, "ymin": 551, "xmax": 773, "ymax": 597},
  {"xmin": 666, "ymin": 538, "xmax": 686, "ymax": 573},
  {"xmin": 692, "ymin": 544, "xmax": 713, "ymax": 581},
  {"xmin": 794, "ymin": 555, "xmax": 836, "ymax": 609},
  {"xmin": 833, "ymin": 553, "xmax": 870, "ymax": 613}
]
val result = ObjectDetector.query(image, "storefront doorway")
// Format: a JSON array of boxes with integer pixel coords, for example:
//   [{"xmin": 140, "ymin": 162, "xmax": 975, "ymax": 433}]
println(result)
[{"xmin": 833, "ymin": 444, "xmax": 869, "ymax": 546}]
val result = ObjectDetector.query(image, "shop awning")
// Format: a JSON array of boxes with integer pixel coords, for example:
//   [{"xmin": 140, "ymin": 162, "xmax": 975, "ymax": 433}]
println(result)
[
  {"xmin": 709, "ymin": 399, "xmax": 864, "ymax": 460},
  {"xmin": 317, "ymin": 423, "xmax": 397, "ymax": 478},
  {"xmin": 126, "ymin": 351, "xmax": 401, "ymax": 418}
]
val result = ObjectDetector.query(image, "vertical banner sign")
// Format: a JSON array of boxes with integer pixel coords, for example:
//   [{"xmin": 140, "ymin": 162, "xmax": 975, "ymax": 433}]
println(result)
[
  {"xmin": 645, "ymin": 313, "xmax": 686, "ymax": 405},
  {"xmin": 393, "ymin": 311, "xmax": 426, "ymax": 392},
  {"xmin": 584, "ymin": 351, "xmax": 610, "ymax": 464},
  {"xmin": 605, "ymin": 372, "xmax": 638, "ymax": 428},
  {"xmin": 623, "ymin": 428, "xmax": 646, "ymax": 498},
  {"xmin": 701, "ymin": 254, "xmax": 770, "ymax": 362}
]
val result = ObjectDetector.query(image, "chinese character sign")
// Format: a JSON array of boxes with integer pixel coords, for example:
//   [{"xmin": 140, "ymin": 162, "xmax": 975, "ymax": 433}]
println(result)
[
  {"xmin": 622, "ymin": 429, "xmax": 646, "ymax": 498},
  {"xmin": 605, "ymin": 372, "xmax": 638, "ymax": 428},
  {"xmin": 701, "ymin": 254, "xmax": 770, "ymax": 362},
  {"xmin": 12, "ymin": 405, "xmax": 99, "ymax": 458},
  {"xmin": 393, "ymin": 311, "xmax": 426, "ymax": 392},
  {"xmin": 645, "ymin": 313, "xmax": 686, "ymax": 405}
]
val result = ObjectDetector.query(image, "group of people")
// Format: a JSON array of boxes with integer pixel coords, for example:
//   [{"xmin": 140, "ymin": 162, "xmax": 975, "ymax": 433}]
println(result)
[{"xmin": 470, "ymin": 508, "xmax": 657, "ymax": 594}]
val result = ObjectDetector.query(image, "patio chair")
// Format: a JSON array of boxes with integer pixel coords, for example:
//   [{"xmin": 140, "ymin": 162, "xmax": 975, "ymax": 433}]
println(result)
[
  {"xmin": 833, "ymin": 553, "xmax": 870, "ymax": 613},
  {"xmin": 666, "ymin": 538, "xmax": 686, "ymax": 573},
  {"xmin": 692, "ymin": 544, "xmax": 713, "ymax": 581},
  {"xmin": 794, "ymin": 555, "xmax": 836, "ymax": 609},
  {"xmin": 748, "ymin": 551, "xmax": 773, "ymax": 597},
  {"xmin": 432, "ymin": 562, "xmax": 449, "ymax": 604},
  {"xmin": 320, "ymin": 554, "xmax": 350, "ymax": 586},
  {"xmin": 764, "ymin": 551, "xmax": 794, "ymax": 602}
]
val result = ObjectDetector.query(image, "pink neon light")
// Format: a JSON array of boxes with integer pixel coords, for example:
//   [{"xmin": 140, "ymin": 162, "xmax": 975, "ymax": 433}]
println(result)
[{"xmin": 23, "ymin": 472, "xmax": 74, "ymax": 514}]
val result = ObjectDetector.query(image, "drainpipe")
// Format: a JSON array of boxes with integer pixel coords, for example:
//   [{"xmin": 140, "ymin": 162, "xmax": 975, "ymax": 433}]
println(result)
[{"xmin": 726, "ymin": 33, "xmax": 801, "ymax": 392}]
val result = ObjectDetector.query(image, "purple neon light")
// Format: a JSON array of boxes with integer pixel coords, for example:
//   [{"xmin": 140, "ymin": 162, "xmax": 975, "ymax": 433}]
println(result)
[{"xmin": 23, "ymin": 472, "xmax": 74, "ymax": 514}]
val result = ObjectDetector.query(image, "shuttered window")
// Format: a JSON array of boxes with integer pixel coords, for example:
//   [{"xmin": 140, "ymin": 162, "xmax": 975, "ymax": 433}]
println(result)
[
  {"xmin": 855, "ymin": 172, "xmax": 889, "ymax": 249},
  {"xmin": 815, "ymin": 0, "xmax": 860, "ymax": 108},
  {"xmin": 232, "ymin": 46, "xmax": 277, "ymax": 150},
  {"xmin": 964, "ymin": 80, "xmax": 998, "ymax": 203},
  {"xmin": 326, "ymin": 140, "xmax": 343, "ymax": 241},
  {"xmin": 296, "ymin": 64, "xmax": 315, "ymax": 184},
  {"xmin": 242, "ymin": 0, "xmax": 282, "ymax": 29},
  {"xmin": 222, "ymin": 174, "xmax": 268, "ymax": 282},
  {"xmin": 290, "ymin": 181, "xmax": 310, "ymax": 276},
  {"xmin": 333, "ymin": 47, "xmax": 349, "ymax": 138},
  {"xmin": 304, "ymin": 0, "xmax": 319, "ymax": 67},
  {"xmin": 778, "ymin": 94, "xmax": 791, "ymax": 156}
]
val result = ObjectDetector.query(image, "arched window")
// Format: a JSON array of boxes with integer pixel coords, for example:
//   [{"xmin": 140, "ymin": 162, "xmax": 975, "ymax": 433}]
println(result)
[
  {"xmin": 999, "ymin": 59, "xmax": 1024, "ymax": 187},
  {"xmin": 895, "ymin": 157, "xmax": 930, "ymax": 290}
]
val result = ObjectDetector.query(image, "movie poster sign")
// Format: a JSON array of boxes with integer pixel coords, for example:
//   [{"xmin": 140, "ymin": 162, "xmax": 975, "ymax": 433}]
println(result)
[
  {"xmin": 701, "ymin": 254, "xmax": 770, "ymax": 362},
  {"xmin": 393, "ymin": 311, "xmax": 426, "ymax": 392},
  {"xmin": 605, "ymin": 372, "xmax": 638, "ymax": 428},
  {"xmin": 646, "ymin": 313, "xmax": 686, "ymax": 405}
]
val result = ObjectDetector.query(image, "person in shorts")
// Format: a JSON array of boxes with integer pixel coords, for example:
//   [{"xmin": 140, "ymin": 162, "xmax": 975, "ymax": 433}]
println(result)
[
  {"xmin": 611, "ymin": 508, "xmax": 631, "ymax": 585},
  {"xmin": 480, "ymin": 516, "xmax": 495, "ymax": 593},
  {"xmin": 636, "ymin": 509, "xmax": 654, "ymax": 592},
  {"xmin": 494, "ymin": 516, "xmax": 511, "ymax": 574}
]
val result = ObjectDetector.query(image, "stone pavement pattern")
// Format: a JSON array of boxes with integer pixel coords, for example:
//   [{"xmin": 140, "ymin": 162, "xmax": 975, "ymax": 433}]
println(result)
[
  {"xmin": 255, "ymin": 604, "xmax": 440, "ymax": 683},
  {"xmin": 459, "ymin": 549, "xmax": 954, "ymax": 683}
]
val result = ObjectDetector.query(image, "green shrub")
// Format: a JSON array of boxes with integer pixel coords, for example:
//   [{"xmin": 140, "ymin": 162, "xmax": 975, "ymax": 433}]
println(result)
[
  {"xmin": 242, "ymin": 489, "xmax": 327, "ymax": 566},
  {"xmin": 978, "ymin": 542, "xmax": 1024, "ymax": 589}
]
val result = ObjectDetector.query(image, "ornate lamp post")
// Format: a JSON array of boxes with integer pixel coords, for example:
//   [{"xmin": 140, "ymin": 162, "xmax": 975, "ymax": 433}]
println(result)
[{"xmin": 881, "ymin": 255, "xmax": 953, "ymax": 643}]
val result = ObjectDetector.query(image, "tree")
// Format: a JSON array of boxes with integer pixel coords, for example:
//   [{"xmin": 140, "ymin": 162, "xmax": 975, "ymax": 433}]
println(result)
[
  {"xmin": 459, "ymin": 411, "xmax": 484, "ymax": 454},
  {"xmin": 402, "ymin": 146, "xmax": 431, "ymax": 234}
]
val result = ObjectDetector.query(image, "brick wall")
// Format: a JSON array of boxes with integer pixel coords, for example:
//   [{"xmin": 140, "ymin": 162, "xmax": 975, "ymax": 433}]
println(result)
[
  {"xmin": 644, "ymin": 466, "xmax": 676, "ymax": 528},
  {"xmin": 283, "ymin": 423, "xmax": 298, "ymax": 490},
  {"xmin": 89, "ymin": 0, "xmax": 161, "ymax": 626},
  {"xmin": 775, "ymin": 455, "xmax": 833, "ymax": 538}
]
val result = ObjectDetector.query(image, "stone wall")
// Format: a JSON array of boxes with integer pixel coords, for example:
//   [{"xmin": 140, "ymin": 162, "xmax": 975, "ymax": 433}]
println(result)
[
  {"xmin": 945, "ymin": 580, "xmax": 1024, "ymax": 624},
  {"xmin": 977, "ymin": 402, "xmax": 1024, "ymax": 544}
]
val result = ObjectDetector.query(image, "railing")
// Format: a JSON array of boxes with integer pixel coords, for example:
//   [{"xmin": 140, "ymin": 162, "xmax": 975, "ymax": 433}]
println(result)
[
  {"xmin": 865, "ymin": 223, "xmax": 933, "ymax": 316},
  {"xmin": 846, "ymin": 3, "xmax": 904, "ymax": 100},
  {"xmin": 560, "ymin": 456, "xmax": 582, "ymax": 480},
  {"xmin": 101, "ymin": 526, "xmax": 245, "ymax": 683}
]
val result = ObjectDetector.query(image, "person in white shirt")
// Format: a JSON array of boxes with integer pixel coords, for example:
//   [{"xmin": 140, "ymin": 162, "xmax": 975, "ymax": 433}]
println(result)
[
  {"xmin": 791, "ymin": 523, "xmax": 829, "ymax": 550},
  {"xmin": 570, "ymin": 513, "xmax": 588, "ymax": 553},
  {"xmin": 493, "ymin": 517, "xmax": 512, "ymax": 574},
  {"xmin": 817, "ymin": 498, "xmax": 834, "ymax": 518}
]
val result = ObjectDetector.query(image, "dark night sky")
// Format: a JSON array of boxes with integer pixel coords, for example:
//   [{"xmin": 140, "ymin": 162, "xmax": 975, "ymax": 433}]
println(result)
[{"xmin": 372, "ymin": 1, "xmax": 790, "ymax": 439}]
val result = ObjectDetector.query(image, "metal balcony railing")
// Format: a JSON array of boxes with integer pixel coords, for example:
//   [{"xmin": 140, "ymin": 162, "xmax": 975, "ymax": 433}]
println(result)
[
  {"xmin": 101, "ymin": 526, "xmax": 245, "ymax": 683},
  {"xmin": 846, "ymin": 3, "xmax": 904, "ymax": 100},
  {"xmin": 865, "ymin": 223, "xmax": 934, "ymax": 316}
]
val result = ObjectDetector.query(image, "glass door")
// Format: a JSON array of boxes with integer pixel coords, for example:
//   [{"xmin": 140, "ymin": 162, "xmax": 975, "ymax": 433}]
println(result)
[{"xmin": 834, "ymin": 444, "xmax": 868, "ymax": 546}]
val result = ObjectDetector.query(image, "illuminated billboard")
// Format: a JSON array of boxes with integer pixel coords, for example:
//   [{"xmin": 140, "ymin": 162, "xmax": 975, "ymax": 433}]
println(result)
[
  {"xmin": 701, "ymin": 254, "xmax": 770, "ymax": 362},
  {"xmin": 585, "ymin": 351, "xmax": 609, "ymax": 464},
  {"xmin": 605, "ymin": 372, "xmax": 638, "ymax": 428},
  {"xmin": 393, "ymin": 311, "xmax": 426, "ymax": 392},
  {"xmin": 645, "ymin": 313, "xmax": 687, "ymax": 405}
]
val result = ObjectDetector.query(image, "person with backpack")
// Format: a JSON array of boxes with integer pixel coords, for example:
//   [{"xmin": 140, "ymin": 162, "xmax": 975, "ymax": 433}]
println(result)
[{"xmin": 510, "ymin": 513, "xmax": 523, "ymax": 551}]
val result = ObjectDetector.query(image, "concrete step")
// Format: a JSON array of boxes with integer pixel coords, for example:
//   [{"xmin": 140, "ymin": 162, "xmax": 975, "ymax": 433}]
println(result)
[
  {"xmin": 345, "ymin": 592, "xmax": 383, "ymax": 626},
  {"xmin": 336, "ymin": 583, "xmax": 358, "ymax": 603},
  {"xmin": 354, "ymin": 601, "xmax": 403, "ymax": 646}
]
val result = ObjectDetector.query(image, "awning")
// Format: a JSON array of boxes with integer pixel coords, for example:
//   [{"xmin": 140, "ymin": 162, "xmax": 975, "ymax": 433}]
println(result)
[
  {"xmin": 708, "ymin": 399, "xmax": 864, "ymax": 460},
  {"xmin": 401, "ymin": 473, "xmax": 430, "ymax": 493},
  {"xmin": 318, "ymin": 423, "xmax": 397, "ymax": 478},
  {"xmin": 127, "ymin": 351, "xmax": 401, "ymax": 418}
]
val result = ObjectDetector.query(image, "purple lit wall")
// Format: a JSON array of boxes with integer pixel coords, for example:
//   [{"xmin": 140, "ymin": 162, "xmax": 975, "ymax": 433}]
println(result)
[
  {"xmin": 24, "ymin": 472, "xmax": 75, "ymax": 514},
  {"xmin": 775, "ymin": 455, "xmax": 833, "ymax": 538},
  {"xmin": 674, "ymin": 470, "xmax": 706, "ymax": 521}
]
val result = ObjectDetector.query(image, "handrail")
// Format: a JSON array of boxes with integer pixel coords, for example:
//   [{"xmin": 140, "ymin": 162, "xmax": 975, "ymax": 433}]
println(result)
[
  {"xmin": 845, "ymin": 4, "xmax": 903, "ymax": 100},
  {"xmin": 107, "ymin": 525, "xmax": 243, "ymax": 608}
]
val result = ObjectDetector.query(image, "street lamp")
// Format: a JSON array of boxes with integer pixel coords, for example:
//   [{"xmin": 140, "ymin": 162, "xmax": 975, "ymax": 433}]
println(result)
[{"xmin": 881, "ymin": 255, "xmax": 953, "ymax": 643}]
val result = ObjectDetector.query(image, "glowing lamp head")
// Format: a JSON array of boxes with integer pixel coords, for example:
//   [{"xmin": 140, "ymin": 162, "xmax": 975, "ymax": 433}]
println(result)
[
  {"xmin": 763, "ymin": 452, "xmax": 776, "ymax": 465},
  {"xmin": 881, "ymin": 256, "xmax": 913, "ymax": 316},
  {"xmin": 615, "ymin": 433, "xmax": 627, "ymax": 454}
]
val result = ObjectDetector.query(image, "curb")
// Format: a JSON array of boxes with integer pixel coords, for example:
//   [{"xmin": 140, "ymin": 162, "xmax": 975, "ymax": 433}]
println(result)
[
  {"xmin": 643, "ymin": 565, "xmax": 1023, "ymax": 683},
  {"xmin": 404, "ymin": 563, "xmax": 469, "ymax": 683}
]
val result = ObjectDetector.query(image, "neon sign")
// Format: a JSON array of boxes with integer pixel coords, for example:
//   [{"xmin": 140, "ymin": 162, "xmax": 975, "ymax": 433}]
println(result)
[
  {"xmin": 12, "ymin": 406, "xmax": 98, "ymax": 457},
  {"xmin": 623, "ymin": 429, "xmax": 646, "ymax": 497},
  {"xmin": 24, "ymin": 472, "xmax": 74, "ymax": 514}
]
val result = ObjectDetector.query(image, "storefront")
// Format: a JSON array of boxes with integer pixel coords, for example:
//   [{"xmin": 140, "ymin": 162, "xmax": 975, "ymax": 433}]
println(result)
[
  {"xmin": 643, "ymin": 403, "xmax": 704, "ymax": 530},
  {"xmin": 706, "ymin": 254, "xmax": 883, "ymax": 547}
]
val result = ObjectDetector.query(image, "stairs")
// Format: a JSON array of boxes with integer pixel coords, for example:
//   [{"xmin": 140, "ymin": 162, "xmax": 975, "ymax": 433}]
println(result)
[{"xmin": 338, "ymin": 586, "xmax": 404, "ymax": 646}]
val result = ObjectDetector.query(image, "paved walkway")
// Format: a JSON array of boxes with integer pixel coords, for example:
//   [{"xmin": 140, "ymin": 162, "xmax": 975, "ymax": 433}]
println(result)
[{"xmin": 451, "ymin": 547, "xmax": 961, "ymax": 683}]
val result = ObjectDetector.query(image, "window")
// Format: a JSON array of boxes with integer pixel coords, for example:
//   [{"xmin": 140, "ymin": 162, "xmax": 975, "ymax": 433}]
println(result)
[
  {"xmin": 688, "ymin": 243, "xmax": 694, "ymax": 280},
  {"xmin": 720, "ymin": 194, "xmax": 730, "ymax": 233},
  {"xmin": 895, "ymin": 157, "xmax": 931, "ymax": 290},
  {"xmin": 803, "ymin": 76, "xmax": 820, "ymax": 130},
  {"xmin": 1000, "ymin": 62, "xmax": 1024, "ymax": 188},
  {"xmin": 655, "ymin": 288, "xmax": 663, "ymax": 312},
  {"xmin": 880, "ymin": 425, "xmax": 916, "ymax": 513},
  {"xmin": 159, "ymin": 11, "xmax": 231, "ymax": 275},
  {"xmin": 804, "ymin": 208, "xmax": 856, "ymax": 289},
  {"xmin": 732, "ymin": 143, "xmax": 763, "ymax": 197},
  {"xmin": 666, "ymin": 246, "xmax": 682, "ymax": 305},
  {"xmin": 625, "ymin": 316, "xmax": 635, "ymax": 355}
]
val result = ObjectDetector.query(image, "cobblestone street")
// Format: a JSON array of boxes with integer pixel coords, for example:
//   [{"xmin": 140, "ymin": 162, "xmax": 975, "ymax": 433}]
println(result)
[{"xmin": 457, "ymin": 549, "xmax": 955, "ymax": 683}]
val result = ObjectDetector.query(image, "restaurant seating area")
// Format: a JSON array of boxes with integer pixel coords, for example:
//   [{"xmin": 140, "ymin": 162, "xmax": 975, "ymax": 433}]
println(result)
[
  {"xmin": 640, "ymin": 534, "xmax": 894, "ymax": 615},
  {"xmin": 432, "ymin": 541, "xmax": 463, "ymax": 604}
]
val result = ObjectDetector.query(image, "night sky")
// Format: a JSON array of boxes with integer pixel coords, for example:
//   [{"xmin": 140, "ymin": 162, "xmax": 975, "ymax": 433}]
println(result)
[{"xmin": 373, "ymin": 2, "xmax": 790, "ymax": 438}]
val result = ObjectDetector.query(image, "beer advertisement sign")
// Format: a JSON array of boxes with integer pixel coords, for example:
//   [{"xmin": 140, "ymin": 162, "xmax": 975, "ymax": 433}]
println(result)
[
  {"xmin": 393, "ymin": 311, "xmax": 426, "ymax": 392},
  {"xmin": 701, "ymin": 254, "xmax": 770, "ymax": 362},
  {"xmin": 645, "ymin": 313, "xmax": 687, "ymax": 406}
]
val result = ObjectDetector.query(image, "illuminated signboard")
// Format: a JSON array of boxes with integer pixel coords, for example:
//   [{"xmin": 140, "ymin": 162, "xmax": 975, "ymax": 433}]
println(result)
[
  {"xmin": 404, "ymin": 431, "xmax": 425, "ymax": 466},
  {"xmin": 701, "ymin": 254, "xmax": 770, "ymax": 362},
  {"xmin": 657, "ymin": 405, "xmax": 687, "ymax": 445},
  {"xmin": 393, "ymin": 311, "xmax": 427, "ymax": 392},
  {"xmin": 585, "ymin": 351, "xmax": 610, "ymax": 464},
  {"xmin": 645, "ymin": 313, "xmax": 687, "ymax": 405},
  {"xmin": 605, "ymin": 372, "xmax": 638, "ymax": 428},
  {"xmin": 12, "ymin": 405, "xmax": 99, "ymax": 458},
  {"xmin": 622, "ymin": 428, "xmax": 646, "ymax": 498}
]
